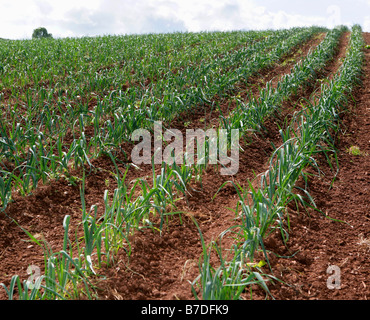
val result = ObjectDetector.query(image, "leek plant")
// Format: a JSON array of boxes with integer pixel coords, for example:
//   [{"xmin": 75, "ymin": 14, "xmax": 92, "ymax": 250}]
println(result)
[{"xmin": 190, "ymin": 218, "xmax": 276, "ymax": 300}]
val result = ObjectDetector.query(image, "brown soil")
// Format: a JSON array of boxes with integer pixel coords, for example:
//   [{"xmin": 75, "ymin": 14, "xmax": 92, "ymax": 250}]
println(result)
[{"xmin": 0, "ymin": 31, "xmax": 368, "ymax": 301}]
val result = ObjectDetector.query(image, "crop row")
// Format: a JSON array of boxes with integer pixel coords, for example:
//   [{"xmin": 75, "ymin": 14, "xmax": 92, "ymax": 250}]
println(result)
[
  {"xmin": 191, "ymin": 25, "xmax": 364, "ymax": 300},
  {"xmin": 0, "ymin": 27, "xmax": 322, "ymax": 213},
  {"xmin": 0, "ymin": 27, "xmax": 326, "ymax": 299},
  {"xmin": 0, "ymin": 30, "xmax": 266, "ymax": 89},
  {"xmin": 2, "ymin": 22, "xmax": 360, "ymax": 300},
  {"xmin": 222, "ymin": 25, "xmax": 347, "ymax": 134}
]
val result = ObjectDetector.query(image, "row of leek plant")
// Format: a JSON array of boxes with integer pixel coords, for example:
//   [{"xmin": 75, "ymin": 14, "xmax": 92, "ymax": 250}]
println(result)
[
  {"xmin": 1, "ymin": 30, "xmax": 264, "ymax": 89},
  {"xmin": 0, "ymin": 29, "xmax": 268, "ymax": 160},
  {"xmin": 191, "ymin": 25, "xmax": 364, "ymax": 300},
  {"xmin": 79, "ymin": 24, "xmax": 364, "ymax": 300},
  {"xmin": 0, "ymin": 29, "xmax": 268, "ymax": 212},
  {"xmin": 82, "ymin": 27, "xmax": 320, "ymax": 164},
  {"xmin": 0, "ymin": 27, "xmax": 324, "ymax": 298},
  {"xmin": 0, "ymin": 27, "xmax": 295, "ymax": 139},
  {"xmin": 0, "ymin": 125, "xmax": 240, "ymax": 299},
  {"xmin": 4, "ymin": 27, "xmax": 313, "ymax": 137},
  {"xmin": 96, "ymin": 27, "xmax": 321, "ymax": 139},
  {"xmin": 0, "ymin": 28, "xmax": 318, "ymax": 213},
  {"xmin": 0, "ymin": 27, "xmax": 322, "ymax": 297},
  {"xmin": 61, "ymin": 27, "xmax": 331, "ymax": 300},
  {"xmin": 0, "ymin": 29, "xmax": 267, "ymax": 119},
  {"xmin": 221, "ymin": 25, "xmax": 347, "ymax": 134},
  {"xmin": 0, "ymin": 152, "xmax": 207, "ymax": 299}
]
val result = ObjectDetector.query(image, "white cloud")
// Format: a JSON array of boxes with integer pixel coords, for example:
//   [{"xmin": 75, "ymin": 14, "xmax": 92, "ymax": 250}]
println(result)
[
  {"xmin": 0, "ymin": 0, "xmax": 103, "ymax": 39},
  {"xmin": 162, "ymin": 0, "xmax": 327, "ymax": 32},
  {"xmin": 0, "ymin": 0, "xmax": 369, "ymax": 39},
  {"xmin": 155, "ymin": 0, "xmax": 332, "ymax": 32}
]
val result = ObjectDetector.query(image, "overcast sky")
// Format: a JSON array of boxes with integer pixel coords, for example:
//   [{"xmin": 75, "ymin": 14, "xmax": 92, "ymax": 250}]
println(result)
[{"xmin": 1, "ymin": 0, "xmax": 369, "ymax": 39}]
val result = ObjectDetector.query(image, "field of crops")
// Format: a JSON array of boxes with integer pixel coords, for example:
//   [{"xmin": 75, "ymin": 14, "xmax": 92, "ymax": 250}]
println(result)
[{"xmin": 0, "ymin": 25, "xmax": 369, "ymax": 300}]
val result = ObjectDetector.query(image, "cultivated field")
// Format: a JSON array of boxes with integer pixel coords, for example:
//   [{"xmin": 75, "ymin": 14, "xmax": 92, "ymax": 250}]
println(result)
[{"xmin": 0, "ymin": 25, "xmax": 369, "ymax": 300}]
